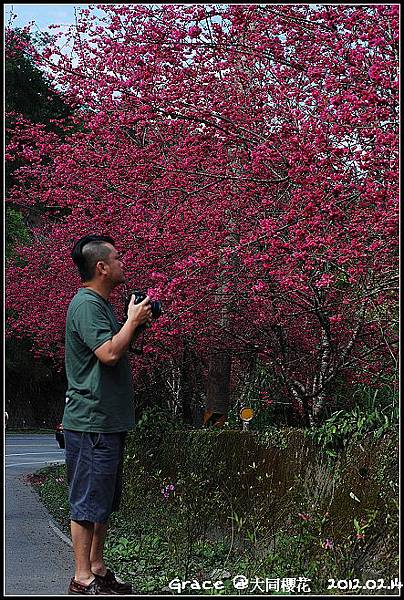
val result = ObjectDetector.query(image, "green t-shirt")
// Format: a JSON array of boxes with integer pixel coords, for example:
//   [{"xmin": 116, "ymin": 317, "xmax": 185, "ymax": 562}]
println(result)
[{"xmin": 63, "ymin": 288, "xmax": 135, "ymax": 432}]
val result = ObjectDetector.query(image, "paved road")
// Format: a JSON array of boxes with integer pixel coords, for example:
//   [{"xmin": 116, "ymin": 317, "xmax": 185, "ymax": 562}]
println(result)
[
  {"xmin": 5, "ymin": 434, "xmax": 74, "ymax": 596},
  {"xmin": 5, "ymin": 433, "xmax": 65, "ymax": 473}
]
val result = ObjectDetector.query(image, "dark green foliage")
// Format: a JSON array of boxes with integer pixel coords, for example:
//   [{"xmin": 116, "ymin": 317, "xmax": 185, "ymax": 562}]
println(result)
[
  {"xmin": 5, "ymin": 28, "xmax": 74, "ymax": 195},
  {"xmin": 5, "ymin": 337, "xmax": 67, "ymax": 429},
  {"xmin": 5, "ymin": 28, "xmax": 73, "ymax": 128},
  {"xmin": 5, "ymin": 206, "xmax": 31, "ymax": 259},
  {"xmin": 305, "ymin": 384, "xmax": 398, "ymax": 460},
  {"xmin": 5, "ymin": 27, "xmax": 75, "ymax": 228}
]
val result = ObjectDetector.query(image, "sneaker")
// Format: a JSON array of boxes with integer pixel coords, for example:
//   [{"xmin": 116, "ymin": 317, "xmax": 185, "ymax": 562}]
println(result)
[
  {"xmin": 68, "ymin": 575, "xmax": 113, "ymax": 595},
  {"xmin": 96, "ymin": 569, "xmax": 133, "ymax": 594}
]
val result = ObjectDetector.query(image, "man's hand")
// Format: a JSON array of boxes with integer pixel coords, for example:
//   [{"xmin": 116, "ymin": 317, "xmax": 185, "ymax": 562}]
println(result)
[
  {"xmin": 95, "ymin": 295, "xmax": 152, "ymax": 366},
  {"xmin": 127, "ymin": 294, "xmax": 152, "ymax": 327}
]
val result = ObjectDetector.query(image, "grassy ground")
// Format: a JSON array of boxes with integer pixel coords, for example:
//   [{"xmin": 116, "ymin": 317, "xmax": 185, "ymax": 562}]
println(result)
[
  {"xmin": 29, "ymin": 433, "xmax": 400, "ymax": 597},
  {"xmin": 29, "ymin": 464, "xmax": 236, "ymax": 594}
]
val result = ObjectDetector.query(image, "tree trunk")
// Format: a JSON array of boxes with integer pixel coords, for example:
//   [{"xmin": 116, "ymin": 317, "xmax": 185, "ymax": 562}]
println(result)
[
  {"xmin": 179, "ymin": 339, "xmax": 203, "ymax": 427},
  {"xmin": 204, "ymin": 351, "xmax": 232, "ymax": 426}
]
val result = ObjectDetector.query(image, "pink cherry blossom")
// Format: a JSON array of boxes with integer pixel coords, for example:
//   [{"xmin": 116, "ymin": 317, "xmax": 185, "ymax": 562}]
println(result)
[{"xmin": 5, "ymin": 5, "xmax": 398, "ymax": 424}]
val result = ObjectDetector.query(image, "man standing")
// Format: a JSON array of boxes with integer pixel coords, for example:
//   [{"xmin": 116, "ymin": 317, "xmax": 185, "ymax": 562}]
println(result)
[{"xmin": 63, "ymin": 234, "xmax": 151, "ymax": 595}]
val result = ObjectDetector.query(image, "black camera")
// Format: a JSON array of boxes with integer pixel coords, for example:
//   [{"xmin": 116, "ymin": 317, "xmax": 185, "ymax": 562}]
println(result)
[
  {"xmin": 124, "ymin": 290, "xmax": 162, "ymax": 355},
  {"xmin": 125, "ymin": 290, "xmax": 162, "ymax": 320}
]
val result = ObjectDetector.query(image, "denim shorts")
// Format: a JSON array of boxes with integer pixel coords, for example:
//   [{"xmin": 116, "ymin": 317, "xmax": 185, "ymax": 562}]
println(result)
[{"xmin": 64, "ymin": 430, "xmax": 127, "ymax": 524}]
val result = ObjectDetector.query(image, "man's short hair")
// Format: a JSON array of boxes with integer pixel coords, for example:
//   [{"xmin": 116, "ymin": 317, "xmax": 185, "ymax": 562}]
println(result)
[{"xmin": 71, "ymin": 234, "xmax": 116, "ymax": 282}]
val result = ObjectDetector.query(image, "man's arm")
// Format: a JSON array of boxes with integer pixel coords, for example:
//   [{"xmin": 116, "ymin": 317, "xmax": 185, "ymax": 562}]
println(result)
[{"xmin": 95, "ymin": 296, "xmax": 152, "ymax": 366}]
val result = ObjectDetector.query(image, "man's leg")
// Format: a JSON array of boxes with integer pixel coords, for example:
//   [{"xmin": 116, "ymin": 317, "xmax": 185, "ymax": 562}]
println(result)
[
  {"xmin": 90, "ymin": 522, "xmax": 109, "ymax": 576},
  {"xmin": 90, "ymin": 520, "xmax": 133, "ymax": 594},
  {"xmin": 70, "ymin": 520, "xmax": 95, "ymax": 586},
  {"xmin": 91, "ymin": 431, "xmax": 126, "ymax": 577}
]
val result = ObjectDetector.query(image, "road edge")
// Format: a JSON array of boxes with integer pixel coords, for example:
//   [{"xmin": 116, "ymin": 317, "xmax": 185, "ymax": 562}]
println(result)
[{"xmin": 48, "ymin": 518, "xmax": 73, "ymax": 547}]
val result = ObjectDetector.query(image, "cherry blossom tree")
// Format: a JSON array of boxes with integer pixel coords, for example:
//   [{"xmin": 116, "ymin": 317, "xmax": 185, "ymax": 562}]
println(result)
[{"xmin": 6, "ymin": 5, "xmax": 398, "ymax": 425}]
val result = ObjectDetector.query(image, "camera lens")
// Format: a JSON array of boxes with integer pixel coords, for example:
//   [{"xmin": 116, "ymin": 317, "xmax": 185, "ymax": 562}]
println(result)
[
  {"xmin": 127, "ymin": 291, "xmax": 162, "ymax": 319},
  {"xmin": 151, "ymin": 300, "xmax": 162, "ymax": 319}
]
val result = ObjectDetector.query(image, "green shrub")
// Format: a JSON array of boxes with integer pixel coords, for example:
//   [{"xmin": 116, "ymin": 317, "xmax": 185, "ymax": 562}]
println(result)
[{"xmin": 31, "ymin": 423, "xmax": 399, "ymax": 595}]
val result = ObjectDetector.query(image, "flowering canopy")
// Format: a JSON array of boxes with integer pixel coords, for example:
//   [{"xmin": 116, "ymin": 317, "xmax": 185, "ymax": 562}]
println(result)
[{"xmin": 6, "ymin": 5, "xmax": 399, "ymax": 422}]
